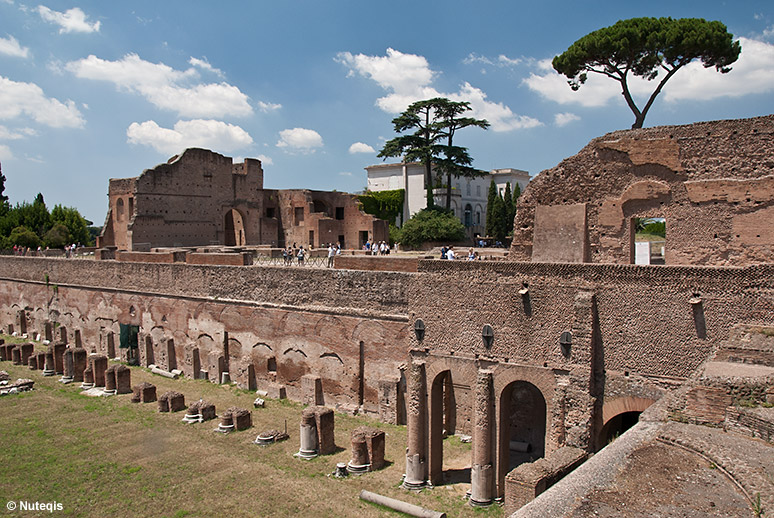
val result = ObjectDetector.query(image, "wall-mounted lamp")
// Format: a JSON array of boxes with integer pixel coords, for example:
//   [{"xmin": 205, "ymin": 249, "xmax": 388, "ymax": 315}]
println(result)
[
  {"xmin": 689, "ymin": 293, "xmax": 702, "ymax": 305},
  {"xmin": 559, "ymin": 331, "xmax": 572, "ymax": 357},
  {"xmin": 414, "ymin": 319, "xmax": 425, "ymax": 342},
  {"xmin": 520, "ymin": 283, "xmax": 532, "ymax": 316},
  {"xmin": 482, "ymin": 324, "xmax": 494, "ymax": 349}
]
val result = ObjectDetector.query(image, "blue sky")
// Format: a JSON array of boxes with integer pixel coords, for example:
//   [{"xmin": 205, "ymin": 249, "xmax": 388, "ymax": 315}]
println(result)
[{"xmin": 1, "ymin": 0, "xmax": 773, "ymax": 224}]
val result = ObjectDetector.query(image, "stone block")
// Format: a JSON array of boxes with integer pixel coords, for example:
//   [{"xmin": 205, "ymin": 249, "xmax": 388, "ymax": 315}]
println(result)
[
  {"xmin": 11, "ymin": 346, "xmax": 21, "ymax": 365},
  {"xmin": 159, "ymin": 391, "xmax": 185, "ymax": 412},
  {"xmin": 302, "ymin": 374, "xmax": 323, "ymax": 406},
  {"xmin": 229, "ymin": 407, "xmax": 252, "ymax": 431},
  {"xmin": 28, "ymin": 355, "xmax": 38, "ymax": 370},
  {"xmin": 105, "ymin": 365, "xmax": 117, "ymax": 392},
  {"xmin": 72, "ymin": 348, "xmax": 87, "ymax": 382},
  {"xmin": 90, "ymin": 355, "xmax": 109, "ymax": 387},
  {"xmin": 132, "ymin": 382, "xmax": 157, "ymax": 403},
  {"xmin": 311, "ymin": 406, "xmax": 335, "ymax": 455},
  {"xmin": 114, "ymin": 365, "xmax": 131, "ymax": 394},
  {"xmin": 19, "ymin": 343, "xmax": 34, "ymax": 366},
  {"xmin": 52, "ymin": 342, "xmax": 67, "ymax": 374}
]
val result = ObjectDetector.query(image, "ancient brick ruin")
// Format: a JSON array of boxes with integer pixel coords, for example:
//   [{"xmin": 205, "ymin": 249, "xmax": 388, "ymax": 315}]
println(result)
[
  {"xmin": 98, "ymin": 148, "xmax": 388, "ymax": 251},
  {"xmin": 1, "ymin": 115, "xmax": 773, "ymax": 512}
]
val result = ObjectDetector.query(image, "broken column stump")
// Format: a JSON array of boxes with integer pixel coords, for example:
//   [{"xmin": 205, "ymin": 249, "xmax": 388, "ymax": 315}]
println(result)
[
  {"xmin": 90, "ymin": 355, "xmax": 108, "ymax": 388},
  {"xmin": 61, "ymin": 348, "xmax": 74, "ymax": 383},
  {"xmin": 297, "ymin": 407, "xmax": 318, "ymax": 459},
  {"xmin": 28, "ymin": 354, "xmax": 38, "ymax": 370},
  {"xmin": 11, "ymin": 346, "xmax": 21, "ymax": 365},
  {"xmin": 182, "ymin": 399, "xmax": 216, "ymax": 423},
  {"xmin": 114, "ymin": 365, "xmax": 131, "ymax": 394},
  {"xmin": 104, "ymin": 365, "xmax": 117, "ymax": 394},
  {"xmin": 81, "ymin": 366, "xmax": 94, "ymax": 389},
  {"xmin": 72, "ymin": 347, "xmax": 87, "ymax": 382},
  {"xmin": 348, "ymin": 426, "xmax": 386, "ymax": 473},
  {"xmin": 160, "ymin": 391, "xmax": 186, "ymax": 412},
  {"xmin": 42, "ymin": 350, "xmax": 55, "ymax": 376},
  {"xmin": 131, "ymin": 382, "xmax": 157, "ymax": 403},
  {"xmin": 301, "ymin": 374, "xmax": 323, "ymax": 406},
  {"xmin": 52, "ymin": 342, "xmax": 67, "ymax": 374},
  {"xmin": 19, "ymin": 343, "xmax": 34, "ymax": 366}
]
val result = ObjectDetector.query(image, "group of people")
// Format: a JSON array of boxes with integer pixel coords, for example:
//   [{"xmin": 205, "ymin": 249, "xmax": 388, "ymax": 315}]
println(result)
[
  {"xmin": 440, "ymin": 246, "xmax": 479, "ymax": 261},
  {"xmin": 363, "ymin": 240, "xmax": 390, "ymax": 255},
  {"xmin": 11, "ymin": 244, "xmax": 79, "ymax": 257},
  {"xmin": 280, "ymin": 242, "xmax": 342, "ymax": 267}
]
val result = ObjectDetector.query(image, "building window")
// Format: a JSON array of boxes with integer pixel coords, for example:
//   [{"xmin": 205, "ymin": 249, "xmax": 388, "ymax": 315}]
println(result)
[
  {"xmin": 475, "ymin": 209, "xmax": 481, "ymax": 225},
  {"xmin": 476, "ymin": 185, "xmax": 481, "ymax": 197},
  {"xmin": 464, "ymin": 204, "xmax": 472, "ymax": 227},
  {"xmin": 335, "ymin": 207, "xmax": 344, "ymax": 220},
  {"xmin": 294, "ymin": 207, "xmax": 304, "ymax": 226},
  {"xmin": 466, "ymin": 182, "xmax": 471, "ymax": 196}
]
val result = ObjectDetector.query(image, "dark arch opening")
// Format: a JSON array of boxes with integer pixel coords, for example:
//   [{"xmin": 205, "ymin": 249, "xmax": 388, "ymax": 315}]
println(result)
[
  {"xmin": 598, "ymin": 411, "xmax": 641, "ymax": 448},
  {"xmin": 499, "ymin": 381, "xmax": 546, "ymax": 474},
  {"xmin": 225, "ymin": 208, "xmax": 246, "ymax": 246}
]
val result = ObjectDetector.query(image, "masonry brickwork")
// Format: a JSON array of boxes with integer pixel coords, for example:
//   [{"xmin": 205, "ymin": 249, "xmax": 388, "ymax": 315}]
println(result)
[
  {"xmin": 98, "ymin": 148, "xmax": 388, "ymax": 251},
  {"xmin": 510, "ymin": 115, "xmax": 774, "ymax": 266}
]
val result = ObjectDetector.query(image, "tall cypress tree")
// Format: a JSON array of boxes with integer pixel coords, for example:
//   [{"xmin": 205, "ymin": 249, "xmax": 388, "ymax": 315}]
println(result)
[
  {"xmin": 491, "ymin": 194, "xmax": 507, "ymax": 243},
  {"xmin": 503, "ymin": 182, "xmax": 513, "ymax": 235},
  {"xmin": 485, "ymin": 179, "xmax": 497, "ymax": 237}
]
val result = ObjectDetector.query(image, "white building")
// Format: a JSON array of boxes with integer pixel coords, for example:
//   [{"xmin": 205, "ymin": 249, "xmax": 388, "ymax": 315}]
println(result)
[{"xmin": 365, "ymin": 162, "xmax": 530, "ymax": 238}]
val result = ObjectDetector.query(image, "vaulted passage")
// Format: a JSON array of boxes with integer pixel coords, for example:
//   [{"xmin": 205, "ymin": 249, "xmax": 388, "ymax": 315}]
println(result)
[{"xmin": 499, "ymin": 381, "xmax": 546, "ymax": 473}]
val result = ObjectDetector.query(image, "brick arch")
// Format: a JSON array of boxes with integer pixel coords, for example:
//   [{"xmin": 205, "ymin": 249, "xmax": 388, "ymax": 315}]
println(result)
[{"xmin": 601, "ymin": 396, "xmax": 655, "ymax": 426}]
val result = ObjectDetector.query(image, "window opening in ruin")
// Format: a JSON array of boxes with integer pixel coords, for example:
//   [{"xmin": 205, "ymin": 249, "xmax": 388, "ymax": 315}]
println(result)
[
  {"xmin": 335, "ymin": 207, "xmax": 344, "ymax": 220},
  {"xmin": 313, "ymin": 200, "xmax": 328, "ymax": 215},
  {"xmin": 294, "ymin": 207, "xmax": 304, "ymax": 226},
  {"xmin": 359, "ymin": 231, "xmax": 368, "ymax": 249},
  {"xmin": 464, "ymin": 204, "xmax": 472, "ymax": 227},
  {"xmin": 267, "ymin": 357, "xmax": 277, "ymax": 373},
  {"xmin": 499, "ymin": 381, "xmax": 546, "ymax": 476},
  {"xmin": 309, "ymin": 230, "xmax": 314, "ymax": 246},
  {"xmin": 266, "ymin": 207, "xmax": 275, "ymax": 218},
  {"xmin": 128, "ymin": 197, "xmax": 134, "ymax": 217},
  {"xmin": 116, "ymin": 198, "xmax": 125, "ymax": 221},
  {"xmin": 598, "ymin": 411, "xmax": 641, "ymax": 449},
  {"xmin": 631, "ymin": 217, "xmax": 666, "ymax": 265}
]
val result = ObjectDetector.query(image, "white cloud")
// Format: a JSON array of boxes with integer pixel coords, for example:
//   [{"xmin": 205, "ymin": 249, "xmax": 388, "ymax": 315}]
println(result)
[
  {"xmin": 189, "ymin": 56, "xmax": 224, "ymax": 78},
  {"xmin": 257, "ymin": 101, "xmax": 281, "ymax": 112},
  {"xmin": 276, "ymin": 127, "xmax": 323, "ymax": 152},
  {"xmin": 463, "ymin": 53, "xmax": 522, "ymax": 67},
  {"xmin": 524, "ymin": 37, "xmax": 774, "ymax": 108},
  {"xmin": 0, "ymin": 144, "xmax": 12, "ymax": 160},
  {"xmin": 349, "ymin": 142, "xmax": 375, "ymax": 154},
  {"xmin": 256, "ymin": 154, "xmax": 273, "ymax": 166},
  {"xmin": 0, "ymin": 125, "xmax": 36, "ymax": 139},
  {"xmin": 337, "ymin": 48, "xmax": 539, "ymax": 132},
  {"xmin": 554, "ymin": 112, "xmax": 580, "ymax": 127},
  {"xmin": 66, "ymin": 53, "xmax": 253, "ymax": 118},
  {"xmin": 0, "ymin": 75, "xmax": 85, "ymax": 127},
  {"xmin": 0, "ymin": 35, "xmax": 29, "ymax": 58},
  {"xmin": 37, "ymin": 6, "xmax": 100, "ymax": 34},
  {"xmin": 126, "ymin": 119, "xmax": 253, "ymax": 155},
  {"xmin": 338, "ymin": 171, "xmax": 353, "ymax": 176}
]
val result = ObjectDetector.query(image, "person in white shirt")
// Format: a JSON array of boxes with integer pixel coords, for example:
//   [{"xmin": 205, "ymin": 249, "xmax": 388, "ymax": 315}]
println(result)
[{"xmin": 446, "ymin": 246, "xmax": 455, "ymax": 260}]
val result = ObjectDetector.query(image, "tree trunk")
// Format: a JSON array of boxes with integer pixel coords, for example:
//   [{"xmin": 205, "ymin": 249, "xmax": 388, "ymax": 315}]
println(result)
[{"xmin": 445, "ymin": 173, "xmax": 452, "ymax": 211}]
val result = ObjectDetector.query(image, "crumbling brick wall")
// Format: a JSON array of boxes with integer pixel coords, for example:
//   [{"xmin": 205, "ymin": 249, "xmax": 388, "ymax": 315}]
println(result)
[{"xmin": 510, "ymin": 115, "xmax": 774, "ymax": 266}]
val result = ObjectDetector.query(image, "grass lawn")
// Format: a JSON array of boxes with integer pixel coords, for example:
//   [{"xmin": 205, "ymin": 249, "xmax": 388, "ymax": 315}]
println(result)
[{"xmin": 0, "ymin": 336, "xmax": 500, "ymax": 518}]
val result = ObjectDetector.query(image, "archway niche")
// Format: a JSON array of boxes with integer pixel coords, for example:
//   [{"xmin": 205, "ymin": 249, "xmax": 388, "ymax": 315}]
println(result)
[
  {"xmin": 597, "ymin": 396, "xmax": 655, "ymax": 450},
  {"xmin": 498, "ymin": 381, "xmax": 547, "ymax": 476},
  {"xmin": 428, "ymin": 370, "xmax": 464, "ymax": 486},
  {"xmin": 224, "ymin": 208, "xmax": 246, "ymax": 246}
]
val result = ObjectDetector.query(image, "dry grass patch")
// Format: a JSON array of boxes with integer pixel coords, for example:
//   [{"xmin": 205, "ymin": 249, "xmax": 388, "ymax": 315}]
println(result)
[{"xmin": 0, "ymin": 337, "xmax": 501, "ymax": 517}]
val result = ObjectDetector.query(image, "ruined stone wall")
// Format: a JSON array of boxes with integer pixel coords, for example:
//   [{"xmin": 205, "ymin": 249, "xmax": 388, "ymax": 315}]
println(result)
[
  {"xmin": 0, "ymin": 257, "xmax": 410, "ymax": 414},
  {"xmin": 510, "ymin": 115, "xmax": 774, "ymax": 266}
]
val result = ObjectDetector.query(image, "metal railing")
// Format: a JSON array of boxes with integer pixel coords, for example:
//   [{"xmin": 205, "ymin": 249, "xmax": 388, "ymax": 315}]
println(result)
[{"xmin": 252, "ymin": 255, "xmax": 332, "ymax": 268}]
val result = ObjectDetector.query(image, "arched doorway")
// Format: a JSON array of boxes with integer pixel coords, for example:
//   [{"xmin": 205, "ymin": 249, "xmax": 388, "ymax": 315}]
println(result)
[
  {"xmin": 224, "ymin": 208, "xmax": 246, "ymax": 246},
  {"xmin": 429, "ymin": 370, "xmax": 465, "ymax": 485},
  {"xmin": 597, "ymin": 397, "xmax": 655, "ymax": 450},
  {"xmin": 498, "ymin": 381, "xmax": 547, "ymax": 479}
]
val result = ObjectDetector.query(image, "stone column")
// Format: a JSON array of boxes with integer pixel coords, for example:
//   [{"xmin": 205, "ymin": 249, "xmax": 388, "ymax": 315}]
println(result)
[
  {"xmin": 91, "ymin": 355, "xmax": 108, "ymax": 388},
  {"xmin": 20, "ymin": 343, "xmax": 34, "ymax": 365},
  {"xmin": 61, "ymin": 348, "xmax": 74, "ymax": 383},
  {"xmin": 105, "ymin": 365, "xmax": 117, "ymax": 394},
  {"xmin": 298, "ymin": 408, "xmax": 318, "ymax": 459},
  {"xmin": 404, "ymin": 357, "xmax": 427, "ymax": 489},
  {"xmin": 42, "ymin": 350, "xmax": 55, "ymax": 376},
  {"xmin": 115, "ymin": 365, "xmax": 131, "ymax": 394},
  {"xmin": 72, "ymin": 348, "xmax": 87, "ymax": 382},
  {"xmin": 470, "ymin": 369, "xmax": 494, "ymax": 506},
  {"xmin": 52, "ymin": 342, "xmax": 66, "ymax": 374}
]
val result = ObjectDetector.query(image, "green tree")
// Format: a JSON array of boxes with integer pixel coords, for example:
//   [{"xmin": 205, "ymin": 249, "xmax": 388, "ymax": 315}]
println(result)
[
  {"xmin": 357, "ymin": 189, "xmax": 405, "ymax": 226},
  {"xmin": 395, "ymin": 208, "xmax": 465, "ymax": 249},
  {"xmin": 552, "ymin": 17, "xmax": 741, "ymax": 128},
  {"xmin": 491, "ymin": 194, "xmax": 507, "ymax": 243},
  {"xmin": 0, "ymin": 163, "xmax": 8, "ymax": 216},
  {"xmin": 512, "ymin": 182, "xmax": 521, "ymax": 222},
  {"xmin": 433, "ymin": 100, "xmax": 490, "ymax": 210},
  {"xmin": 503, "ymin": 182, "xmax": 514, "ymax": 235},
  {"xmin": 44, "ymin": 222, "xmax": 70, "ymax": 248},
  {"xmin": 485, "ymin": 179, "xmax": 498, "ymax": 237},
  {"xmin": 378, "ymin": 98, "xmax": 448, "ymax": 209},
  {"xmin": 8, "ymin": 225, "xmax": 40, "ymax": 248},
  {"xmin": 50, "ymin": 205, "xmax": 91, "ymax": 245}
]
